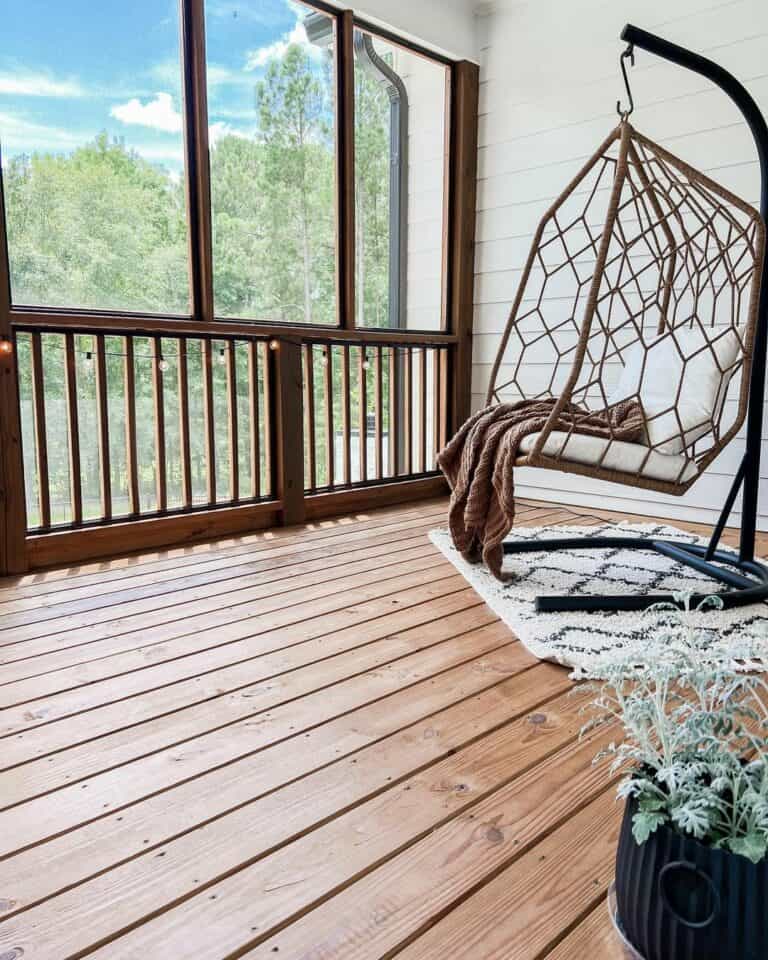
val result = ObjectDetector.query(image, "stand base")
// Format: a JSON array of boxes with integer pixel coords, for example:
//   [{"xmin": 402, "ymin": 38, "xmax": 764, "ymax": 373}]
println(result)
[{"xmin": 502, "ymin": 536, "xmax": 768, "ymax": 613}]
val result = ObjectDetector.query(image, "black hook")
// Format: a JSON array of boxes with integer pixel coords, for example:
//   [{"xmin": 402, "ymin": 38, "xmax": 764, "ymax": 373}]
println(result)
[{"xmin": 616, "ymin": 43, "xmax": 635, "ymax": 119}]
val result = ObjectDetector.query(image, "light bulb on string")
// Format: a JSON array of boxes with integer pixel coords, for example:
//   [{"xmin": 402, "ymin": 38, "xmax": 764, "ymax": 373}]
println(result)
[
  {"xmin": 0, "ymin": 339, "xmax": 13, "ymax": 357},
  {"xmin": 84, "ymin": 351, "xmax": 94, "ymax": 371},
  {"xmin": 269, "ymin": 339, "xmax": 280, "ymax": 351},
  {"xmin": 217, "ymin": 347, "xmax": 227, "ymax": 366},
  {"xmin": 320, "ymin": 348, "xmax": 328, "ymax": 366},
  {"xmin": 361, "ymin": 351, "xmax": 371, "ymax": 371},
  {"xmin": 158, "ymin": 357, "xmax": 170, "ymax": 373}
]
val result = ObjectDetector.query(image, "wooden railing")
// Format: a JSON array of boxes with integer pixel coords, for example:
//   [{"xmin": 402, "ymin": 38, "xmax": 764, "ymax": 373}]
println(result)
[
  {"xmin": 301, "ymin": 340, "xmax": 449, "ymax": 493},
  {"xmin": 14, "ymin": 327, "xmax": 273, "ymax": 531},
  {"xmin": 12, "ymin": 326, "xmax": 452, "ymax": 541}
]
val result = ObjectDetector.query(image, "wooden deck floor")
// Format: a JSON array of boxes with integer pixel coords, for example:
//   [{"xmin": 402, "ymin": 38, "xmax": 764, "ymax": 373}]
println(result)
[{"xmin": 0, "ymin": 497, "xmax": 760, "ymax": 959}]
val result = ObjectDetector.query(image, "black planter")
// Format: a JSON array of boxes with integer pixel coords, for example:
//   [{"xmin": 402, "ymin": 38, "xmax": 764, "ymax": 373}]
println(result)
[{"xmin": 615, "ymin": 797, "xmax": 768, "ymax": 960}]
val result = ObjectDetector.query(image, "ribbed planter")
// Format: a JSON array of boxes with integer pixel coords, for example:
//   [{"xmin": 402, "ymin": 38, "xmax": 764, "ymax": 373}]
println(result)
[{"xmin": 615, "ymin": 797, "xmax": 768, "ymax": 960}]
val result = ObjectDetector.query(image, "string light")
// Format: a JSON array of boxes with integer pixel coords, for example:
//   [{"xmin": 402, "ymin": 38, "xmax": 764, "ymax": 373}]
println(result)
[
  {"xmin": 217, "ymin": 347, "xmax": 227, "ymax": 366},
  {"xmin": 0, "ymin": 339, "xmax": 13, "ymax": 356},
  {"xmin": 361, "ymin": 350, "xmax": 371, "ymax": 371},
  {"xmin": 320, "ymin": 348, "xmax": 328, "ymax": 366},
  {"xmin": 84, "ymin": 351, "xmax": 94, "ymax": 371},
  {"xmin": 158, "ymin": 358, "xmax": 170, "ymax": 373},
  {"xmin": 269, "ymin": 339, "xmax": 280, "ymax": 351}
]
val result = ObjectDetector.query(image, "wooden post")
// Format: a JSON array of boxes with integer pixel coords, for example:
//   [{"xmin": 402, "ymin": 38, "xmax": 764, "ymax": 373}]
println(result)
[
  {"xmin": 273, "ymin": 338, "xmax": 305, "ymax": 526},
  {"xmin": 449, "ymin": 60, "xmax": 479, "ymax": 433},
  {"xmin": 0, "ymin": 181, "xmax": 27, "ymax": 570},
  {"xmin": 338, "ymin": 9, "xmax": 355, "ymax": 329}
]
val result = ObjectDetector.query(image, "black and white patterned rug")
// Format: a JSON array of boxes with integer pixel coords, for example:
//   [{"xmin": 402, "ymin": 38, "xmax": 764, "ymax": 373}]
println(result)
[{"xmin": 429, "ymin": 522, "xmax": 768, "ymax": 672}]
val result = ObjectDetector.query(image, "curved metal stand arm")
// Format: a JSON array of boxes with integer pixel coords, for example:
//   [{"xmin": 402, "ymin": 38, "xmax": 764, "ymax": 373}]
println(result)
[{"xmin": 622, "ymin": 23, "xmax": 768, "ymax": 563}]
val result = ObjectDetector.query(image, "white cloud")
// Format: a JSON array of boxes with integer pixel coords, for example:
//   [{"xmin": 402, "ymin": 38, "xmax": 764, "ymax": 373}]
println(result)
[
  {"xmin": 110, "ymin": 92, "xmax": 182, "ymax": 134},
  {"xmin": 245, "ymin": 20, "xmax": 316, "ymax": 70},
  {"xmin": 0, "ymin": 71, "xmax": 85, "ymax": 98},
  {"xmin": 0, "ymin": 110, "xmax": 84, "ymax": 153},
  {"xmin": 208, "ymin": 121, "xmax": 250, "ymax": 146}
]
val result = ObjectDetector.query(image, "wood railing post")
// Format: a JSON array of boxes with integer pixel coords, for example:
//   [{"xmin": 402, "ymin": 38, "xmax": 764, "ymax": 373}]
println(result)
[
  {"xmin": 273, "ymin": 338, "xmax": 306, "ymax": 526},
  {"xmin": 0, "ymin": 185, "xmax": 27, "ymax": 572},
  {"xmin": 449, "ymin": 60, "xmax": 479, "ymax": 434}
]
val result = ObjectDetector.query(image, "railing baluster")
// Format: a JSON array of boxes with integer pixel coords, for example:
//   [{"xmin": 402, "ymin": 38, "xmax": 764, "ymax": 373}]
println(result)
[
  {"xmin": 178, "ymin": 337, "xmax": 193, "ymax": 510},
  {"xmin": 124, "ymin": 336, "xmax": 140, "ymax": 515},
  {"xmin": 419, "ymin": 347, "xmax": 427, "ymax": 473},
  {"xmin": 202, "ymin": 338, "xmax": 215, "ymax": 504},
  {"xmin": 303, "ymin": 343, "xmax": 316, "ymax": 491},
  {"xmin": 374, "ymin": 345, "xmax": 383, "ymax": 480},
  {"xmin": 64, "ymin": 333, "xmax": 82, "ymax": 524},
  {"xmin": 342, "ymin": 345, "xmax": 351, "ymax": 485},
  {"xmin": 248, "ymin": 341, "xmax": 260, "ymax": 499},
  {"xmin": 30, "ymin": 332, "xmax": 50, "ymax": 528},
  {"xmin": 388, "ymin": 346, "xmax": 399, "ymax": 478},
  {"xmin": 404, "ymin": 347, "xmax": 413, "ymax": 476},
  {"xmin": 439, "ymin": 347, "xmax": 449, "ymax": 453},
  {"xmin": 261, "ymin": 341, "xmax": 272, "ymax": 498},
  {"xmin": 151, "ymin": 337, "xmax": 168, "ymax": 513},
  {"xmin": 323, "ymin": 346, "xmax": 334, "ymax": 488},
  {"xmin": 358, "ymin": 347, "xmax": 368, "ymax": 482},
  {"xmin": 432, "ymin": 347, "xmax": 441, "ymax": 469},
  {"xmin": 94, "ymin": 335, "xmax": 111, "ymax": 521},
  {"xmin": 226, "ymin": 339, "xmax": 239, "ymax": 502}
]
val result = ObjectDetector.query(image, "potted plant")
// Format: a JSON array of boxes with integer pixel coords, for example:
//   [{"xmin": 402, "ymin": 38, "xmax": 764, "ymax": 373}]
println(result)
[{"xmin": 578, "ymin": 596, "xmax": 768, "ymax": 960}]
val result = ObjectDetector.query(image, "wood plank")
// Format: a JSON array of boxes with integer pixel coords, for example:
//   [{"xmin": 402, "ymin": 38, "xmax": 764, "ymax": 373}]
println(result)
[
  {"xmin": 6, "ymin": 497, "xmax": 447, "ymax": 600},
  {"xmin": 150, "ymin": 337, "xmax": 167, "ymax": 513},
  {"xmin": 2, "ymin": 663, "xmax": 570, "ymax": 920},
  {"xmin": 543, "ymin": 897, "xmax": 618, "ymax": 960},
  {"xmin": 396, "ymin": 789, "xmax": 620, "ymax": 960},
  {"xmin": 25, "ymin": 501, "xmax": 280, "ymax": 571},
  {"xmin": 0, "ymin": 557, "xmax": 465, "ymax": 767},
  {"xmin": 0, "ymin": 538, "xmax": 463, "ymax": 719},
  {"xmin": 13, "ymin": 311, "xmax": 458, "ymax": 346},
  {"xmin": 0, "ymin": 500, "xmax": 448, "ymax": 616},
  {"xmin": 0, "ymin": 579, "xmax": 478, "ymax": 808},
  {"xmin": 0, "ymin": 546, "xmax": 448, "ymax": 668},
  {"xmin": 94, "ymin": 335, "xmax": 112, "ymax": 521},
  {"xmin": 123, "ymin": 337, "xmax": 140, "ymax": 516},
  {"xmin": 177, "ymin": 336, "xmax": 193, "ymax": 509},
  {"xmin": 30, "ymin": 331, "xmax": 50, "ymax": 529},
  {"xmin": 64, "ymin": 333, "xmax": 82, "ymax": 524},
  {"xmin": 0, "ymin": 633, "xmax": 530, "ymax": 857},
  {"xmin": 3, "ymin": 657, "xmax": 569, "ymax": 960},
  {"xmin": 245, "ymin": 718, "xmax": 612, "ymax": 959}
]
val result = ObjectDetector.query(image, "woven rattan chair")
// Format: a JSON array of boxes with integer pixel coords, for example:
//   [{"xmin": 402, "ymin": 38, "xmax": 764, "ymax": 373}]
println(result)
[{"xmin": 486, "ymin": 111, "xmax": 768, "ymax": 612}]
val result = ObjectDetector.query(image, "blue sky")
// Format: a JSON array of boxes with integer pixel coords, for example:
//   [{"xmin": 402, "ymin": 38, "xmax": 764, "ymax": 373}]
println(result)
[{"xmin": 0, "ymin": 0, "xmax": 324, "ymax": 176}]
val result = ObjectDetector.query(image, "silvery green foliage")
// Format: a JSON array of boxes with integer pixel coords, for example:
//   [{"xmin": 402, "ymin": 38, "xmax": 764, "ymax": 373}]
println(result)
[{"xmin": 575, "ymin": 594, "xmax": 768, "ymax": 863}]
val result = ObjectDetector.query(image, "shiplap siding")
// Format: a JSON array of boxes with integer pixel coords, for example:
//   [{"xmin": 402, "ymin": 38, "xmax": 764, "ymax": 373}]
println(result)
[{"xmin": 472, "ymin": 0, "xmax": 768, "ymax": 529}]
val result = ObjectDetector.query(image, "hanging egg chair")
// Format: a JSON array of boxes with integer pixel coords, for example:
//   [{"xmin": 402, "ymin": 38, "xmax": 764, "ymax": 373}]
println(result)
[
  {"xmin": 485, "ymin": 29, "xmax": 768, "ymax": 612},
  {"xmin": 487, "ymin": 120, "xmax": 765, "ymax": 495}
]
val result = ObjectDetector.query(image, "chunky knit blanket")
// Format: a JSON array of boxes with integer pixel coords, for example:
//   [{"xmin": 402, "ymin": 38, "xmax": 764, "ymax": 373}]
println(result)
[{"xmin": 436, "ymin": 398, "xmax": 644, "ymax": 580}]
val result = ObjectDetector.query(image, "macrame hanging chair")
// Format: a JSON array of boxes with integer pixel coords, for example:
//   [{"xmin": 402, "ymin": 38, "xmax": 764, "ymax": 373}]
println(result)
[{"xmin": 487, "ymin": 119, "xmax": 766, "ymax": 497}]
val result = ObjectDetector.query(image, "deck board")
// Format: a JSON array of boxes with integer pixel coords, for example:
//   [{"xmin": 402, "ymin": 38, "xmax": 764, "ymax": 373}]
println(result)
[{"xmin": 0, "ymin": 496, "xmax": 749, "ymax": 958}]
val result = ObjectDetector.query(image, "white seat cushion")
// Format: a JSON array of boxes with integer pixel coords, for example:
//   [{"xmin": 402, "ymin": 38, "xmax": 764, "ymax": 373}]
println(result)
[
  {"xmin": 518, "ymin": 430, "xmax": 698, "ymax": 484},
  {"xmin": 608, "ymin": 326, "xmax": 741, "ymax": 455}
]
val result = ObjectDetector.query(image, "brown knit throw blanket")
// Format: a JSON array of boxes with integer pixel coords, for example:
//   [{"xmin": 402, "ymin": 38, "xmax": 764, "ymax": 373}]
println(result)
[{"xmin": 436, "ymin": 398, "xmax": 645, "ymax": 580}]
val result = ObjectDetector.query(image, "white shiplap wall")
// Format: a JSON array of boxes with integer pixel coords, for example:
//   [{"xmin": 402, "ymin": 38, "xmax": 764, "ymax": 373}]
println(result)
[{"xmin": 473, "ymin": 0, "xmax": 768, "ymax": 529}]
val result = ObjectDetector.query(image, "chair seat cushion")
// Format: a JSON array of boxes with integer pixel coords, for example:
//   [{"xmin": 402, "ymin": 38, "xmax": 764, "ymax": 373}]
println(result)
[{"xmin": 517, "ymin": 430, "xmax": 698, "ymax": 484}]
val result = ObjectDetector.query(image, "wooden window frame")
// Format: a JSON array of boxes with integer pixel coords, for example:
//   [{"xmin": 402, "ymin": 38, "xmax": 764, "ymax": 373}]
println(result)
[{"xmin": 0, "ymin": 1, "xmax": 478, "ymax": 572}]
